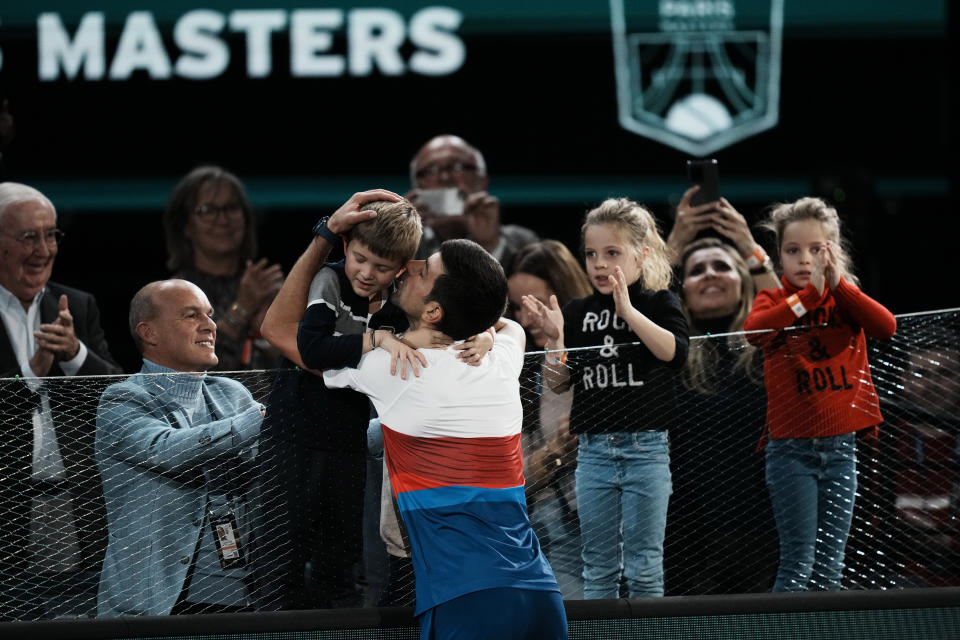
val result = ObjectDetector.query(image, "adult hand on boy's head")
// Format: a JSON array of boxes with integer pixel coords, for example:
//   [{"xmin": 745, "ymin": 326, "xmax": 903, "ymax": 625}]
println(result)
[{"xmin": 328, "ymin": 189, "xmax": 403, "ymax": 234}]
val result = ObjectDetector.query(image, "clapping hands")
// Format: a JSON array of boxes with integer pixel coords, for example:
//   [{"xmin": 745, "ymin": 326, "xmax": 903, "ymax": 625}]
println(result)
[
  {"xmin": 521, "ymin": 294, "xmax": 564, "ymax": 347},
  {"xmin": 608, "ymin": 266, "xmax": 637, "ymax": 321},
  {"xmin": 810, "ymin": 242, "xmax": 841, "ymax": 294},
  {"xmin": 31, "ymin": 295, "xmax": 80, "ymax": 375}
]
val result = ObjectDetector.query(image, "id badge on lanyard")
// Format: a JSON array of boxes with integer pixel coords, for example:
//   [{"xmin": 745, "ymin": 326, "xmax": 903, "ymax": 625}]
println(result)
[{"xmin": 210, "ymin": 508, "xmax": 245, "ymax": 570}]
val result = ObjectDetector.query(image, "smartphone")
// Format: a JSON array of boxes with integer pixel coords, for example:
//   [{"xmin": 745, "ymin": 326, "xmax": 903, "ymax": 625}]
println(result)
[
  {"xmin": 417, "ymin": 187, "xmax": 464, "ymax": 217},
  {"xmin": 685, "ymin": 158, "xmax": 730, "ymax": 243},
  {"xmin": 686, "ymin": 159, "xmax": 720, "ymax": 207}
]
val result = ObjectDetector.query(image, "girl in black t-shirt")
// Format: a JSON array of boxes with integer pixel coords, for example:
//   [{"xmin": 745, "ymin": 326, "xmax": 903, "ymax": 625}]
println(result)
[{"xmin": 522, "ymin": 198, "xmax": 689, "ymax": 599}]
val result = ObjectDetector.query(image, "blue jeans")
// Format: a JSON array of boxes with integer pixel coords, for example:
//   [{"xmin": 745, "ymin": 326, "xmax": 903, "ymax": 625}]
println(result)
[
  {"xmin": 576, "ymin": 431, "xmax": 671, "ymax": 599},
  {"xmin": 765, "ymin": 433, "xmax": 858, "ymax": 592}
]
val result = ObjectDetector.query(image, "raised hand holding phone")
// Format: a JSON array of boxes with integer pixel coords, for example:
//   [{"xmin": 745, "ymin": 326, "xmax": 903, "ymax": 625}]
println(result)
[{"xmin": 667, "ymin": 184, "xmax": 720, "ymax": 264}]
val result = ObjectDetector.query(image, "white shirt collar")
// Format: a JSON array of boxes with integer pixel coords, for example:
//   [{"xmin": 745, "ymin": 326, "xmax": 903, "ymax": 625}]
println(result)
[{"xmin": 0, "ymin": 282, "xmax": 45, "ymax": 315}]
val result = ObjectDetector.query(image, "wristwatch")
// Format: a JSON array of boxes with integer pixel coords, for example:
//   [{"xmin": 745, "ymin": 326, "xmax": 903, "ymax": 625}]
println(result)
[{"xmin": 312, "ymin": 216, "xmax": 339, "ymax": 244}]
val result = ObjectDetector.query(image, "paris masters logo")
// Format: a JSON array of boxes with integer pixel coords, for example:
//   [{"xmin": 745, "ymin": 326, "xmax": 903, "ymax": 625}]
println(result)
[{"xmin": 610, "ymin": 0, "xmax": 783, "ymax": 156}]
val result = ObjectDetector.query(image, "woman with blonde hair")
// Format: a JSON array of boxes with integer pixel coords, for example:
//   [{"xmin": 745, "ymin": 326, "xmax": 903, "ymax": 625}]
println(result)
[
  {"xmin": 665, "ymin": 236, "xmax": 777, "ymax": 594},
  {"xmin": 679, "ymin": 237, "xmax": 761, "ymax": 392}
]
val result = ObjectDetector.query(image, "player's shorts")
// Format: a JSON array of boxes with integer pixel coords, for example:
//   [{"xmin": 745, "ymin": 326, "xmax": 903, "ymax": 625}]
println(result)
[{"xmin": 419, "ymin": 587, "xmax": 567, "ymax": 640}]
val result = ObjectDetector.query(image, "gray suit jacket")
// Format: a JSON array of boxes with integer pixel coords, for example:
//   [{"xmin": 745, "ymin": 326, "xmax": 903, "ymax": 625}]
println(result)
[{"xmin": 94, "ymin": 364, "xmax": 262, "ymax": 617}]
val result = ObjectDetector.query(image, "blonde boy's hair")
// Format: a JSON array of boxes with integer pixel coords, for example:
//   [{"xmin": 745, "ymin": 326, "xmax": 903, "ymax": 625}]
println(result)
[
  {"xmin": 761, "ymin": 196, "xmax": 859, "ymax": 286},
  {"xmin": 582, "ymin": 198, "xmax": 672, "ymax": 291},
  {"xmin": 347, "ymin": 199, "xmax": 422, "ymax": 265}
]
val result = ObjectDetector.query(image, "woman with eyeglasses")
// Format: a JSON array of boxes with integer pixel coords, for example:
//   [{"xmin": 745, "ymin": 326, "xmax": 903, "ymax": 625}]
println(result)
[{"xmin": 163, "ymin": 165, "xmax": 284, "ymax": 371}]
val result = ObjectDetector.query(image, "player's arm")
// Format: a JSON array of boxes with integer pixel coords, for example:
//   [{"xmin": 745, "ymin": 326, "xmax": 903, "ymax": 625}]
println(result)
[{"xmin": 262, "ymin": 237, "xmax": 334, "ymax": 368}]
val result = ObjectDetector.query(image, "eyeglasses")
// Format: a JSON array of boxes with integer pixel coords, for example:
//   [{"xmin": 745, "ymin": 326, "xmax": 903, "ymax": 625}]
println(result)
[
  {"xmin": 415, "ymin": 162, "xmax": 479, "ymax": 180},
  {"xmin": 193, "ymin": 203, "xmax": 244, "ymax": 221},
  {"xmin": 1, "ymin": 228, "xmax": 65, "ymax": 249}
]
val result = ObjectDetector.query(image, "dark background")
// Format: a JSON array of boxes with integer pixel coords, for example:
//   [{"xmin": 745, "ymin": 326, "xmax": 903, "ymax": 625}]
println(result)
[{"xmin": 0, "ymin": 3, "xmax": 954, "ymax": 372}]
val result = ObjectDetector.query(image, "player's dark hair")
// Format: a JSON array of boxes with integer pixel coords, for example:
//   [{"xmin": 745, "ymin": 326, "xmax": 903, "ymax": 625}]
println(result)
[{"xmin": 428, "ymin": 239, "xmax": 507, "ymax": 340}]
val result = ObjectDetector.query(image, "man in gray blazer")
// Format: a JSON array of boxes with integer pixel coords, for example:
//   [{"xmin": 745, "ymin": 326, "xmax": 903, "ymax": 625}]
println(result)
[{"xmin": 95, "ymin": 279, "xmax": 264, "ymax": 617}]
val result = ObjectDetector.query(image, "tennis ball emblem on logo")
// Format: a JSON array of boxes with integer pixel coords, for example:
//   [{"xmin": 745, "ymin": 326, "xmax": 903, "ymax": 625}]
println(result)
[
  {"xmin": 665, "ymin": 93, "xmax": 734, "ymax": 141},
  {"xmin": 611, "ymin": 0, "xmax": 784, "ymax": 155}
]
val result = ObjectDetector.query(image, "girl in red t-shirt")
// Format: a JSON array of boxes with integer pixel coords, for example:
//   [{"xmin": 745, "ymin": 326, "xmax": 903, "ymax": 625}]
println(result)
[{"xmin": 744, "ymin": 197, "xmax": 895, "ymax": 592}]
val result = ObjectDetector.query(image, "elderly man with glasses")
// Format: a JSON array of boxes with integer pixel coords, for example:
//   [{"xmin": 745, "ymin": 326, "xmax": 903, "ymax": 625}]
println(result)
[
  {"xmin": 0, "ymin": 181, "xmax": 121, "ymax": 620},
  {"xmin": 406, "ymin": 135, "xmax": 539, "ymax": 267}
]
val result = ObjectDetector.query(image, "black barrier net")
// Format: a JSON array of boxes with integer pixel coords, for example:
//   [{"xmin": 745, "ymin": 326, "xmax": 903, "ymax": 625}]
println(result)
[{"xmin": 0, "ymin": 309, "xmax": 957, "ymax": 620}]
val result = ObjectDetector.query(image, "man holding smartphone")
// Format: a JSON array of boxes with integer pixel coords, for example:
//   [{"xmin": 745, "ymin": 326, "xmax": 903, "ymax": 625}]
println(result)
[{"xmin": 407, "ymin": 135, "xmax": 538, "ymax": 267}]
